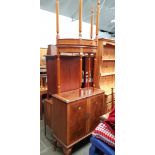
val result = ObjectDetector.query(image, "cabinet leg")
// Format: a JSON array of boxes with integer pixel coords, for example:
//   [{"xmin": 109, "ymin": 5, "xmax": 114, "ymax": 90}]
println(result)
[
  {"xmin": 63, "ymin": 147, "xmax": 72, "ymax": 155},
  {"xmin": 44, "ymin": 122, "xmax": 46, "ymax": 136},
  {"xmin": 53, "ymin": 140, "xmax": 58, "ymax": 151},
  {"xmin": 40, "ymin": 95, "xmax": 42, "ymax": 120}
]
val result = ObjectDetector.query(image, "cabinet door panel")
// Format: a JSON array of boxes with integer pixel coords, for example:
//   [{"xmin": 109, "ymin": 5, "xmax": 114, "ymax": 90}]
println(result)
[
  {"xmin": 68, "ymin": 99, "xmax": 87, "ymax": 144},
  {"xmin": 89, "ymin": 94, "xmax": 104, "ymax": 131}
]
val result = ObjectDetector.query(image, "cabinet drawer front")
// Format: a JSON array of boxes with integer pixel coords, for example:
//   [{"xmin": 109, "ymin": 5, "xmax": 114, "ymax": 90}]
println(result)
[
  {"xmin": 89, "ymin": 94, "xmax": 105, "ymax": 131},
  {"xmin": 68, "ymin": 99, "xmax": 87, "ymax": 144}
]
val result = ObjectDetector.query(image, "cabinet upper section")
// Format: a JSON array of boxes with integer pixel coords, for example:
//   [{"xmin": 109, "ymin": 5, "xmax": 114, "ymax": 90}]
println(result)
[{"xmin": 56, "ymin": 38, "xmax": 97, "ymax": 54}]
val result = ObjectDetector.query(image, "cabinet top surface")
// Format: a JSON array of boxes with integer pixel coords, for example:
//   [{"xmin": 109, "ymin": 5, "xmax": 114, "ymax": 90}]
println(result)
[{"xmin": 52, "ymin": 87, "xmax": 104, "ymax": 103}]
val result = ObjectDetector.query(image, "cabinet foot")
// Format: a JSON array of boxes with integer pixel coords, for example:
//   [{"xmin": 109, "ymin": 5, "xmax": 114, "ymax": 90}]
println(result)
[
  {"xmin": 63, "ymin": 147, "xmax": 72, "ymax": 155},
  {"xmin": 53, "ymin": 140, "xmax": 58, "ymax": 151}
]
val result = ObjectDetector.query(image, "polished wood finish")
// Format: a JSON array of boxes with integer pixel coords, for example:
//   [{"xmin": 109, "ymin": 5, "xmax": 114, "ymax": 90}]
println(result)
[
  {"xmin": 94, "ymin": 38, "xmax": 115, "ymax": 112},
  {"xmin": 79, "ymin": 0, "xmax": 83, "ymax": 37},
  {"xmin": 56, "ymin": 38, "xmax": 97, "ymax": 54},
  {"xmin": 56, "ymin": 0, "xmax": 59, "ymax": 39},
  {"xmin": 93, "ymin": 53, "xmax": 97, "ymax": 88},
  {"xmin": 46, "ymin": 56, "xmax": 58, "ymax": 95},
  {"xmin": 57, "ymin": 54, "xmax": 60, "ymax": 94},
  {"xmin": 95, "ymin": 39, "xmax": 115, "ymax": 94},
  {"xmin": 57, "ymin": 38, "xmax": 97, "ymax": 46},
  {"xmin": 89, "ymin": 94, "xmax": 105, "ymax": 131},
  {"xmin": 46, "ymin": 1, "xmax": 102, "ymax": 154},
  {"xmin": 96, "ymin": 0, "xmax": 100, "ymax": 42},
  {"xmin": 90, "ymin": 7, "xmax": 94, "ymax": 39},
  {"xmin": 53, "ymin": 87, "xmax": 103, "ymax": 103},
  {"xmin": 79, "ymin": 53, "xmax": 82, "ymax": 90},
  {"xmin": 68, "ymin": 98, "xmax": 87, "ymax": 144},
  {"xmin": 46, "ymin": 55, "xmax": 81, "ymax": 95},
  {"xmin": 52, "ymin": 87, "xmax": 105, "ymax": 154},
  {"xmin": 87, "ymin": 54, "xmax": 91, "ymax": 87}
]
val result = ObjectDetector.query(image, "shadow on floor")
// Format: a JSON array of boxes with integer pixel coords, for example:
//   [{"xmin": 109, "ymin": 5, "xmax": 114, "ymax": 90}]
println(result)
[{"xmin": 40, "ymin": 120, "xmax": 91, "ymax": 155}]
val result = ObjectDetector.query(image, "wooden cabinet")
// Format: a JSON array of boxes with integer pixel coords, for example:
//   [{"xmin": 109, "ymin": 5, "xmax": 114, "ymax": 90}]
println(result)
[
  {"xmin": 68, "ymin": 99, "xmax": 87, "ymax": 144},
  {"xmin": 46, "ymin": 55, "xmax": 80, "ymax": 95},
  {"xmin": 52, "ymin": 87, "xmax": 105, "ymax": 153}
]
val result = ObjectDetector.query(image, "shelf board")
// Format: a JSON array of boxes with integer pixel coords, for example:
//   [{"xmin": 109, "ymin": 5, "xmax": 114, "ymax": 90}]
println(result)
[
  {"xmin": 100, "ymin": 87, "xmax": 115, "ymax": 95},
  {"xmin": 102, "ymin": 59, "xmax": 115, "ymax": 61},
  {"xmin": 103, "ymin": 42, "xmax": 115, "ymax": 46},
  {"xmin": 101, "ymin": 73, "xmax": 115, "ymax": 77}
]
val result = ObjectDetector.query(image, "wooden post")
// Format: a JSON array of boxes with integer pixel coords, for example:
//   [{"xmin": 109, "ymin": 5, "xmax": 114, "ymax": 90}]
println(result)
[
  {"xmin": 96, "ymin": 0, "xmax": 100, "ymax": 44},
  {"xmin": 93, "ymin": 0, "xmax": 100, "ymax": 90},
  {"xmin": 79, "ymin": 0, "xmax": 83, "ymax": 38},
  {"xmin": 56, "ymin": 0, "xmax": 59, "ymax": 41},
  {"xmin": 57, "ymin": 52, "xmax": 60, "ymax": 94},
  {"xmin": 93, "ymin": 53, "xmax": 97, "ymax": 89},
  {"xmin": 88, "ymin": 54, "xmax": 91, "ymax": 87},
  {"xmin": 79, "ymin": 52, "xmax": 83, "ymax": 95},
  {"xmin": 90, "ymin": 7, "xmax": 94, "ymax": 40}
]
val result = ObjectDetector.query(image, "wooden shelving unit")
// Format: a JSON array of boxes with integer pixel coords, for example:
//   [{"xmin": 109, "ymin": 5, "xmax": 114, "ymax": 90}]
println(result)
[{"xmin": 95, "ymin": 38, "xmax": 115, "ymax": 112}]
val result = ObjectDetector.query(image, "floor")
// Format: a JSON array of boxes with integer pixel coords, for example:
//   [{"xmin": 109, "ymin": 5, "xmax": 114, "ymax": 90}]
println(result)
[{"xmin": 40, "ymin": 120, "xmax": 91, "ymax": 155}]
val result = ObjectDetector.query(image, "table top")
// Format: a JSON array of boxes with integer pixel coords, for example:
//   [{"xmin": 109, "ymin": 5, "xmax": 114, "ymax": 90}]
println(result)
[{"xmin": 52, "ymin": 87, "xmax": 104, "ymax": 103}]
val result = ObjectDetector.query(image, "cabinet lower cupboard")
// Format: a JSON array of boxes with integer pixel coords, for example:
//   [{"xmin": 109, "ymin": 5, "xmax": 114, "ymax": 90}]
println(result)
[{"xmin": 52, "ymin": 87, "xmax": 105, "ymax": 155}]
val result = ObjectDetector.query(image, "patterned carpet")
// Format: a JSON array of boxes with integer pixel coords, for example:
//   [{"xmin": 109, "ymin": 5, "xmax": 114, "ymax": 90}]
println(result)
[{"xmin": 40, "ymin": 120, "xmax": 91, "ymax": 155}]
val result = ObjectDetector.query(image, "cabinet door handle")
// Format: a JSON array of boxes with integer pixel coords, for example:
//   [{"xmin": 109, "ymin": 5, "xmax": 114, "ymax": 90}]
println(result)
[{"xmin": 78, "ymin": 106, "xmax": 81, "ymax": 110}]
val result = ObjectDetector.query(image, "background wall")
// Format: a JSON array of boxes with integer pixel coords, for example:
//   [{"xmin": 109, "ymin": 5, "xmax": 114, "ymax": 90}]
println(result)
[{"xmin": 40, "ymin": 9, "xmax": 97, "ymax": 48}]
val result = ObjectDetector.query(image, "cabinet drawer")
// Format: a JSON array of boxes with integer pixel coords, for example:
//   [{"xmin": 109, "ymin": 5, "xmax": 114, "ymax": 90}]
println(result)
[{"xmin": 68, "ymin": 99, "xmax": 87, "ymax": 144}]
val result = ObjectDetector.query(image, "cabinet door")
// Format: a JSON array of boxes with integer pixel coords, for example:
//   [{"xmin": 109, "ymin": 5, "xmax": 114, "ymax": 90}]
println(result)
[
  {"xmin": 68, "ymin": 99, "xmax": 87, "ymax": 144},
  {"xmin": 89, "ymin": 94, "xmax": 105, "ymax": 132}
]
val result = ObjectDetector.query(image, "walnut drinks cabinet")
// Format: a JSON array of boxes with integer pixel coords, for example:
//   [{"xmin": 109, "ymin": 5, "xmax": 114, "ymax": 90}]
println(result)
[{"xmin": 52, "ymin": 87, "xmax": 105, "ymax": 154}]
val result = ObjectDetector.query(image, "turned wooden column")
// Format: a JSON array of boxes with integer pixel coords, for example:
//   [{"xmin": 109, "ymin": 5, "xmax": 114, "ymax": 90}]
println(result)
[
  {"xmin": 93, "ymin": 53, "xmax": 97, "ymax": 88},
  {"xmin": 57, "ymin": 52, "xmax": 61, "ymax": 94},
  {"xmin": 87, "ymin": 54, "xmax": 91, "ymax": 87},
  {"xmin": 56, "ymin": 0, "xmax": 59, "ymax": 40},
  {"xmin": 79, "ymin": 0, "xmax": 83, "ymax": 38},
  {"xmin": 96, "ymin": 0, "xmax": 100, "ymax": 44},
  {"xmin": 90, "ymin": 6, "xmax": 94, "ymax": 40},
  {"xmin": 93, "ymin": 0, "xmax": 100, "ymax": 89},
  {"xmin": 79, "ymin": 52, "xmax": 83, "ymax": 94}
]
